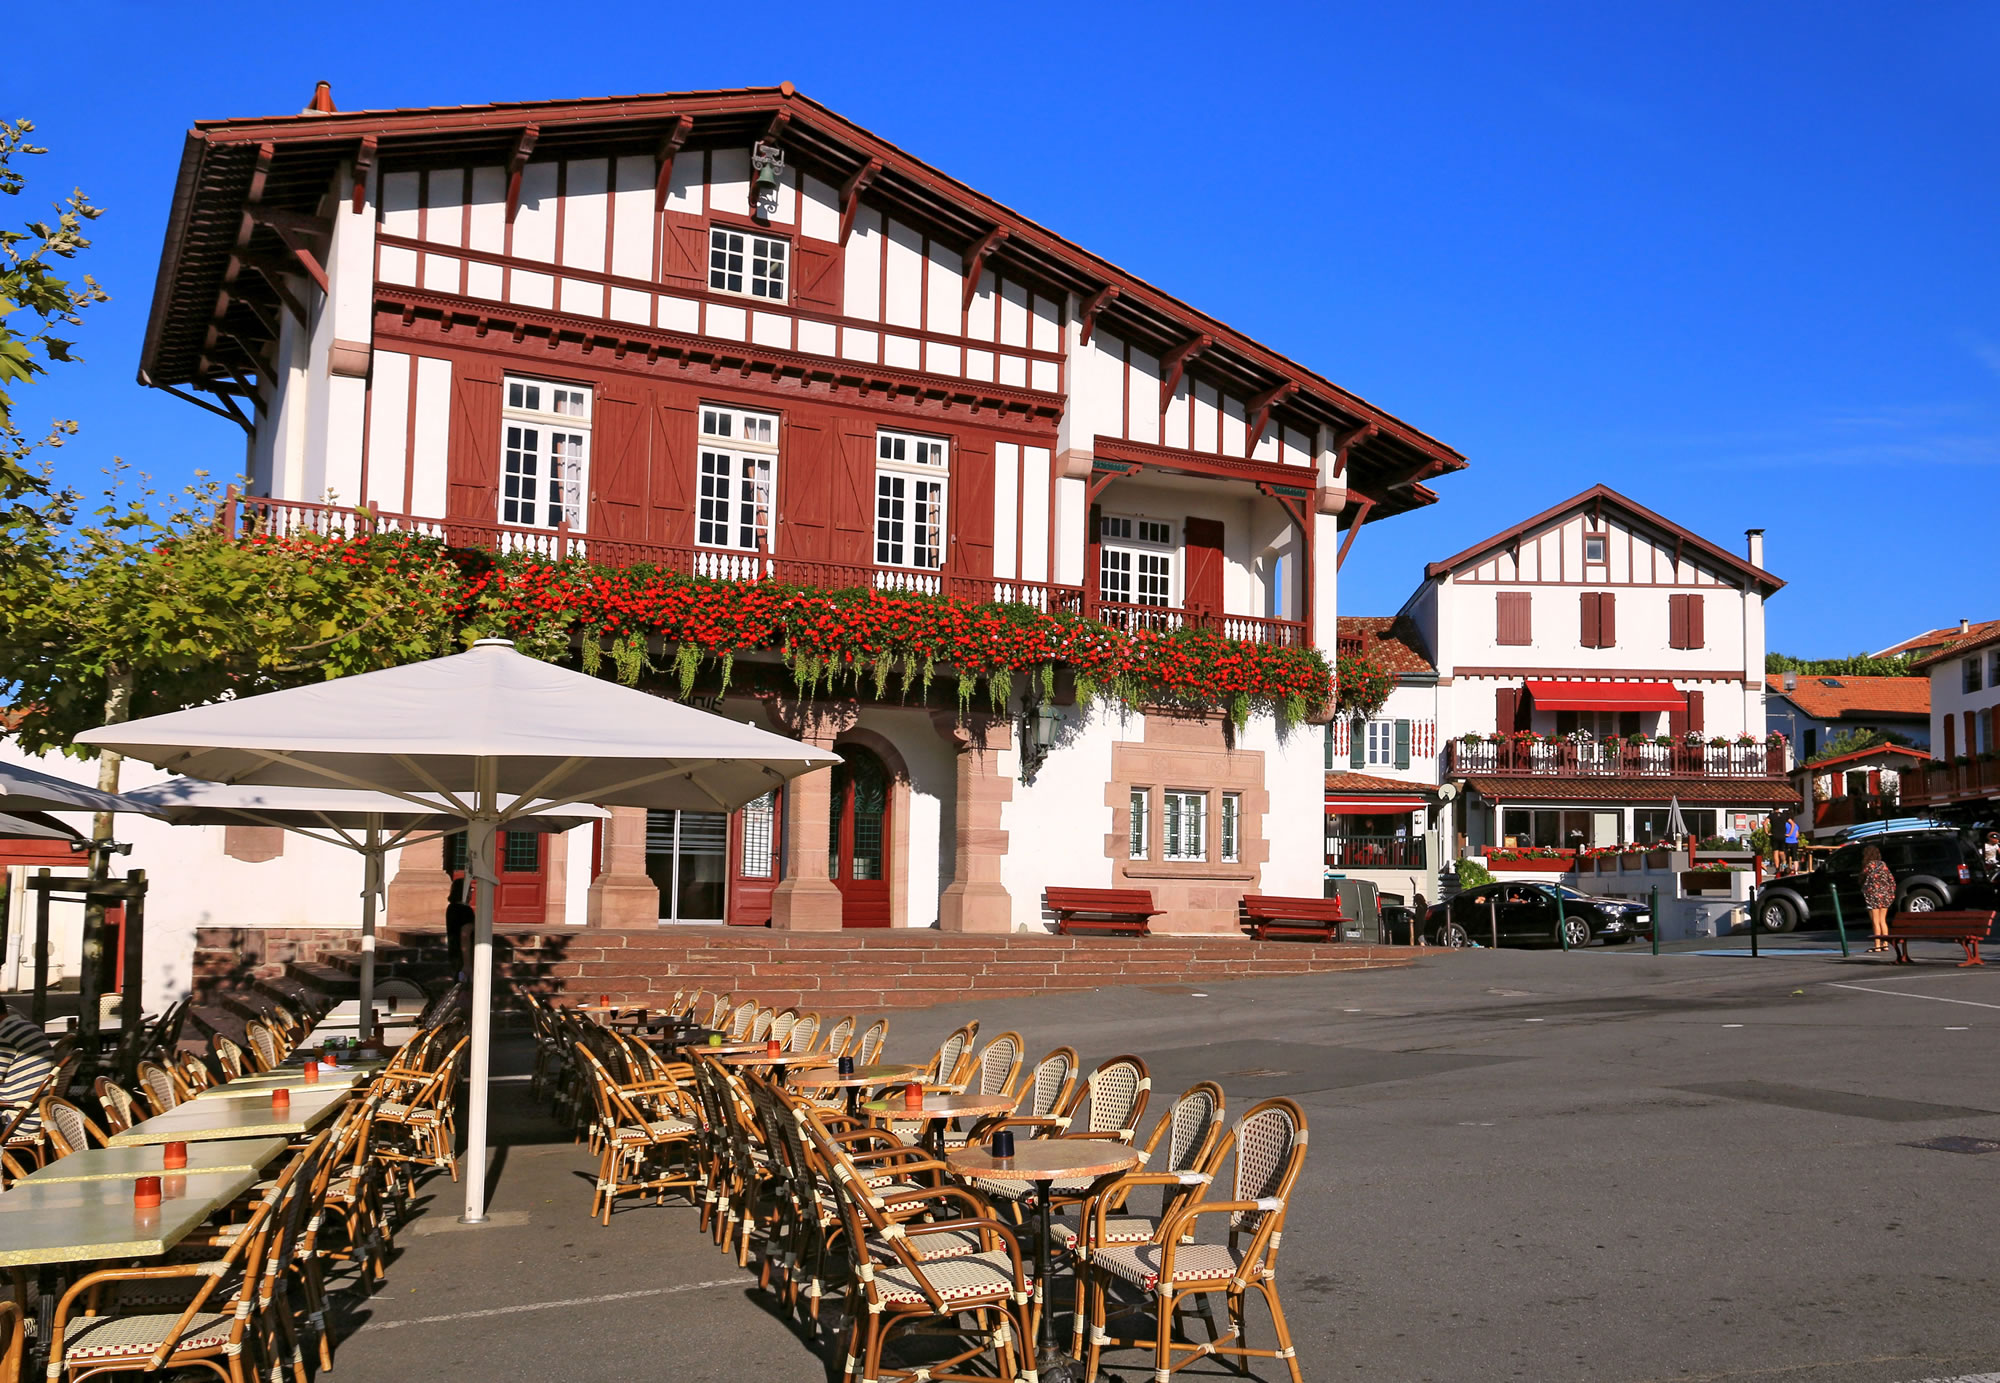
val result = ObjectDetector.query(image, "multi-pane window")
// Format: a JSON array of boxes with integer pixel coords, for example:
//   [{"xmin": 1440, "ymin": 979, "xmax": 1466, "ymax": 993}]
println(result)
[
  {"xmin": 1584, "ymin": 533, "xmax": 1607, "ymax": 564},
  {"xmin": 1220, "ymin": 793, "xmax": 1240, "ymax": 863},
  {"xmin": 1365, "ymin": 721, "xmax": 1395, "ymax": 767},
  {"xmin": 645, "ymin": 809, "xmax": 728, "ymax": 923},
  {"xmin": 1098, "ymin": 515, "xmax": 1174, "ymax": 606},
  {"xmin": 740, "ymin": 791, "xmax": 777, "ymax": 880},
  {"xmin": 709, "ymin": 227, "xmax": 787, "ymax": 301},
  {"xmin": 1991, "ymin": 651, "xmax": 2000, "ymax": 687},
  {"xmin": 1965, "ymin": 657, "xmax": 1984, "ymax": 695},
  {"xmin": 875, "ymin": 430, "xmax": 948, "ymax": 570},
  {"xmin": 1128, "ymin": 788, "xmax": 1150, "ymax": 860},
  {"xmin": 500, "ymin": 377, "xmax": 590, "ymax": 529},
  {"xmin": 697, "ymin": 405, "xmax": 777, "ymax": 552},
  {"xmin": 1163, "ymin": 790, "xmax": 1206, "ymax": 863}
]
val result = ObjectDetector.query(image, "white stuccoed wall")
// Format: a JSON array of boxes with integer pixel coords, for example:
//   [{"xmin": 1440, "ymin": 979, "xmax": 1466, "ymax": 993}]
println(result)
[
  {"xmin": 1001, "ymin": 698, "xmax": 1126, "ymax": 931},
  {"xmin": 1240, "ymin": 711, "xmax": 1326, "ymax": 899}
]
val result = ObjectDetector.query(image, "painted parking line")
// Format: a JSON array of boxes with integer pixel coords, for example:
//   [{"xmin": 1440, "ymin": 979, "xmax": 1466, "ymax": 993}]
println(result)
[
  {"xmin": 368, "ymin": 1277, "xmax": 744, "ymax": 1330},
  {"xmin": 1828, "ymin": 982, "xmax": 2000, "ymax": 1011},
  {"xmin": 1896, "ymin": 1374, "xmax": 2000, "ymax": 1382}
]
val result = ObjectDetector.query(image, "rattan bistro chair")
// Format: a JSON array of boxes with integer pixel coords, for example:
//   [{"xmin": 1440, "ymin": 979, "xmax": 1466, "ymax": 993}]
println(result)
[
  {"xmin": 0, "ymin": 1299, "xmax": 20, "ymax": 1383},
  {"xmin": 135, "ymin": 1060, "xmax": 184, "ymax": 1116},
  {"xmin": 820, "ymin": 1014, "xmax": 855, "ymax": 1057},
  {"xmin": 918, "ymin": 1021, "xmax": 979, "ymax": 1093},
  {"xmin": 93, "ymin": 1078, "xmax": 141, "ymax": 1134},
  {"xmin": 850, "ymin": 1018, "xmax": 889, "ymax": 1065},
  {"xmin": 784, "ymin": 1012, "xmax": 821, "ymax": 1055},
  {"xmin": 574, "ymin": 1045, "xmax": 701, "ymax": 1226},
  {"xmin": 1082, "ymin": 1097, "xmax": 1310, "ymax": 1383},
  {"xmin": 969, "ymin": 1055, "xmax": 1149, "ymax": 1223},
  {"xmin": 242, "ymin": 1019, "xmax": 285, "ymax": 1073},
  {"xmin": 39, "ymin": 1096, "xmax": 112, "ymax": 1159},
  {"xmin": 209, "ymin": 1035, "xmax": 250, "ymax": 1081}
]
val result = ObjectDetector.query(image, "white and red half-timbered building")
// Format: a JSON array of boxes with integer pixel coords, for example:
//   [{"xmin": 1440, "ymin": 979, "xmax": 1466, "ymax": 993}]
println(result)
[{"xmin": 129, "ymin": 81, "xmax": 1465, "ymax": 945}]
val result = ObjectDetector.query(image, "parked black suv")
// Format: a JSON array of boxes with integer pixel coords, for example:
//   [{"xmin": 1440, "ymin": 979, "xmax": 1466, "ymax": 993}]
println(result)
[{"xmin": 1751, "ymin": 829, "xmax": 1996, "ymax": 933}]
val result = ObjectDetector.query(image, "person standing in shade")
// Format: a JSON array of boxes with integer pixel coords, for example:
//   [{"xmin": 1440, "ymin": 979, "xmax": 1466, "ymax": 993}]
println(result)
[
  {"xmin": 0, "ymin": 997, "xmax": 56, "ymax": 1139},
  {"xmin": 1779, "ymin": 816, "xmax": 1800, "ymax": 873},
  {"xmin": 445, "ymin": 874, "xmax": 475, "ymax": 982},
  {"xmin": 1859, "ymin": 844, "xmax": 1896, "ymax": 955}
]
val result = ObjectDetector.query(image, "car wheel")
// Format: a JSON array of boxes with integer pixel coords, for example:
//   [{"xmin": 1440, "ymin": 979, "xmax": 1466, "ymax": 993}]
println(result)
[
  {"xmin": 1757, "ymin": 898, "xmax": 1799, "ymax": 933},
  {"xmin": 1902, "ymin": 888, "xmax": 1943, "ymax": 914},
  {"xmin": 1557, "ymin": 915, "xmax": 1593, "ymax": 949},
  {"xmin": 1436, "ymin": 920, "xmax": 1472, "ymax": 948}
]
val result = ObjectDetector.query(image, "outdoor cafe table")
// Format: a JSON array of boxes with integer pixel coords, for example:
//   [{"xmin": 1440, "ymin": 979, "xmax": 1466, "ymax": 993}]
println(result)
[
  {"xmin": 0, "ymin": 1166, "xmax": 262, "ymax": 1268},
  {"xmin": 24, "ymin": 1138, "xmax": 290, "ymax": 1184},
  {"xmin": 718, "ymin": 1050, "xmax": 833, "ymax": 1084},
  {"xmin": 790, "ymin": 1063, "xmax": 922, "ymax": 1116},
  {"xmin": 194, "ymin": 1067, "xmax": 368, "ymax": 1098},
  {"xmin": 862, "ymin": 1092, "xmax": 1014, "ymax": 1155},
  {"xmin": 110, "ymin": 1087, "xmax": 349, "ymax": 1146},
  {"xmin": 946, "ymin": 1141, "xmax": 1140, "ymax": 1383}
]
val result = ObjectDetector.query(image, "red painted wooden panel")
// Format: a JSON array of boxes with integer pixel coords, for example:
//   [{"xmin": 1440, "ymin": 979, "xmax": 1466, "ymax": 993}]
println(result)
[
  {"xmin": 445, "ymin": 362, "xmax": 502, "ymax": 522},
  {"xmin": 954, "ymin": 438, "xmax": 994, "ymax": 578},
  {"xmin": 590, "ymin": 390, "xmax": 649, "ymax": 540},
  {"xmin": 1687, "ymin": 689, "xmax": 1705, "ymax": 734},
  {"xmin": 779, "ymin": 415, "xmax": 832, "ymax": 561},
  {"xmin": 1184, "ymin": 517, "xmax": 1225, "ymax": 615},
  {"xmin": 1687, "ymin": 593, "xmax": 1705, "ymax": 650},
  {"xmin": 794, "ymin": 240, "xmax": 841, "ymax": 315},
  {"xmin": 1580, "ymin": 590, "xmax": 1600, "ymax": 647},
  {"xmin": 1496, "ymin": 591, "xmax": 1531, "ymax": 646},
  {"xmin": 661, "ymin": 215, "xmax": 706, "ymax": 292},
  {"xmin": 1495, "ymin": 686, "xmax": 1521, "ymax": 735},
  {"xmin": 832, "ymin": 420, "xmax": 874, "ymax": 568},
  {"xmin": 1600, "ymin": 591, "xmax": 1616, "ymax": 647},
  {"xmin": 652, "ymin": 394, "xmax": 697, "ymax": 548}
]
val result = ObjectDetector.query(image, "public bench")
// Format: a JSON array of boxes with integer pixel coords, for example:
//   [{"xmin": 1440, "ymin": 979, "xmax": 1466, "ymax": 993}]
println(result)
[
  {"xmin": 1887, "ymin": 910, "xmax": 1994, "ymax": 967},
  {"xmin": 1044, "ymin": 887, "xmax": 1161, "ymax": 936},
  {"xmin": 1240, "ymin": 894, "xmax": 1347, "ymax": 943}
]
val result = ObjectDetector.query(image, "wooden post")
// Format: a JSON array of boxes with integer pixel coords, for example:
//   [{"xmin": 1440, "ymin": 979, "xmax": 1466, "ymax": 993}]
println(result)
[
  {"xmin": 31, "ymin": 869, "xmax": 51, "ymax": 1026},
  {"xmin": 119, "ymin": 870, "xmax": 147, "ymax": 1065}
]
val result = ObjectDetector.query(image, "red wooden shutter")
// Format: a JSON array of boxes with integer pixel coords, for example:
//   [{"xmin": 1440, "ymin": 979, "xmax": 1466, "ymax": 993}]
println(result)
[
  {"xmin": 1943, "ymin": 714, "xmax": 1957, "ymax": 759},
  {"xmin": 793, "ymin": 240, "xmax": 841, "ymax": 315},
  {"xmin": 1687, "ymin": 690, "xmax": 1705, "ymax": 733},
  {"xmin": 1497, "ymin": 591, "xmax": 1531, "ymax": 646},
  {"xmin": 1687, "ymin": 594, "xmax": 1705, "ymax": 649},
  {"xmin": 589, "ymin": 389, "xmax": 649, "ymax": 541},
  {"xmin": 650, "ymin": 395, "xmax": 697, "ymax": 548},
  {"xmin": 1599, "ymin": 592, "xmax": 1615, "ymax": 647},
  {"xmin": 445, "ymin": 359, "xmax": 503, "ymax": 523},
  {"xmin": 954, "ymin": 439, "xmax": 995, "ymax": 578},
  {"xmin": 1183, "ymin": 517, "xmax": 1226, "ymax": 615},
  {"xmin": 1966, "ymin": 710, "xmax": 1977, "ymax": 757},
  {"xmin": 1667, "ymin": 595, "xmax": 1685, "ymax": 649},
  {"xmin": 778, "ymin": 415, "xmax": 831, "ymax": 562},
  {"xmin": 831, "ymin": 420, "xmax": 875, "ymax": 566},
  {"xmin": 660, "ymin": 215, "xmax": 707, "ymax": 294},
  {"xmin": 1495, "ymin": 686, "xmax": 1521, "ymax": 734},
  {"xmin": 1580, "ymin": 592, "xmax": 1600, "ymax": 648}
]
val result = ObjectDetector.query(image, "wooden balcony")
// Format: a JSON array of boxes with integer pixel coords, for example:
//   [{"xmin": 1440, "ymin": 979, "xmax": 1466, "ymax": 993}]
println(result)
[
  {"xmin": 1325, "ymin": 834, "xmax": 1427, "ymax": 871},
  {"xmin": 223, "ymin": 493, "xmax": 1310, "ymax": 646},
  {"xmin": 1447, "ymin": 738, "xmax": 1788, "ymax": 781},
  {"xmin": 1901, "ymin": 759, "xmax": 2000, "ymax": 808},
  {"xmin": 1810, "ymin": 794, "xmax": 1899, "ymax": 831}
]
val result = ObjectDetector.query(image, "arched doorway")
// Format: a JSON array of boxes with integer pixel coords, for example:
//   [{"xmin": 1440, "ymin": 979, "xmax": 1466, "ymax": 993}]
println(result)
[{"xmin": 829, "ymin": 744, "xmax": 891, "ymax": 928}]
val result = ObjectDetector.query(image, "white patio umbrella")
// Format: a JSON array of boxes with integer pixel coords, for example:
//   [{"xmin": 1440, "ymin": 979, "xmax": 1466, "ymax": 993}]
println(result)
[
  {"xmin": 0, "ymin": 809, "xmax": 85, "ymax": 843},
  {"xmin": 0, "ymin": 758, "xmax": 166, "ymax": 816},
  {"xmin": 78, "ymin": 639, "xmax": 838, "ymax": 1223},
  {"xmin": 1666, "ymin": 794, "xmax": 1691, "ymax": 843},
  {"xmin": 122, "ymin": 780, "xmax": 605, "ymax": 1042}
]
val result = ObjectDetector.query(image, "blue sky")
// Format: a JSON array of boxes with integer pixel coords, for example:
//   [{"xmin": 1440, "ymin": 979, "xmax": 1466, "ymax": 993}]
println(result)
[{"xmin": 12, "ymin": 1, "xmax": 1997, "ymax": 656}]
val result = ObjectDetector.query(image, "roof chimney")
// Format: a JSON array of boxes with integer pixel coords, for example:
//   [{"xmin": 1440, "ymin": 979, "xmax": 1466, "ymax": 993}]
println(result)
[
  {"xmin": 1745, "ymin": 527, "xmax": 1765, "ymax": 569},
  {"xmin": 304, "ymin": 81, "xmax": 336, "ymax": 115},
  {"xmin": 1961, "ymin": 617, "xmax": 1971, "ymax": 634},
  {"xmin": 1783, "ymin": 672, "xmax": 1797, "ymax": 692}
]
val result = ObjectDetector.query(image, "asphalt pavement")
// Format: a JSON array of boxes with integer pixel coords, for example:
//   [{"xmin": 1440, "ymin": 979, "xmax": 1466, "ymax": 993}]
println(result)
[{"xmin": 321, "ymin": 940, "xmax": 2000, "ymax": 1383}]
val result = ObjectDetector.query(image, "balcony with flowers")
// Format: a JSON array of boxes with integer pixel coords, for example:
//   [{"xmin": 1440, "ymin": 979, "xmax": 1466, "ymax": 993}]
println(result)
[{"xmin": 1447, "ymin": 730, "xmax": 1790, "ymax": 781}]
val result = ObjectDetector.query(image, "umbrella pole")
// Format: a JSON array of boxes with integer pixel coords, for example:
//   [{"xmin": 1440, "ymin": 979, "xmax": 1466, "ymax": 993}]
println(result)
[
  {"xmin": 359, "ymin": 819, "xmax": 381, "ymax": 1046},
  {"xmin": 461, "ymin": 762, "xmax": 499, "ymax": 1225}
]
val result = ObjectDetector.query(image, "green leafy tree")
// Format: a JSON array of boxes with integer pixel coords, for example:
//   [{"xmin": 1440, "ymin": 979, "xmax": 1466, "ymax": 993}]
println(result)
[
  {"xmin": 1767, "ymin": 651, "xmax": 1914, "ymax": 677},
  {"xmin": 0, "ymin": 119, "xmax": 106, "ymax": 502},
  {"xmin": 1805, "ymin": 725, "xmax": 1914, "ymax": 764}
]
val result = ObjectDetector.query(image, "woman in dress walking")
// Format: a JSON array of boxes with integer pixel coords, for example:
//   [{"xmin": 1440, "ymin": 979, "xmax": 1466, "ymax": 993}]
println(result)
[{"xmin": 1859, "ymin": 844, "xmax": 1896, "ymax": 954}]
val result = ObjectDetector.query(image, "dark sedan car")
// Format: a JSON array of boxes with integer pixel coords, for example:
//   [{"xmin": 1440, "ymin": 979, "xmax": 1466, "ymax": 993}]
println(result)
[{"xmin": 1429, "ymin": 882, "xmax": 1652, "ymax": 948}]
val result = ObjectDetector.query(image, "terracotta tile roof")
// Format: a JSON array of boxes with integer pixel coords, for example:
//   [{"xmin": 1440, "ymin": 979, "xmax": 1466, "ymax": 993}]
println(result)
[
  {"xmin": 1324, "ymin": 772, "xmax": 1434, "ymax": 795},
  {"xmin": 1764, "ymin": 674, "xmax": 1930, "ymax": 720},
  {"xmin": 1908, "ymin": 619, "xmax": 2000, "ymax": 671},
  {"xmin": 1797, "ymin": 744, "xmax": 1932, "ymax": 774},
  {"xmin": 1875, "ymin": 619, "xmax": 2000, "ymax": 660},
  {"xmin": 1337, "ymin": 616, "xmax": 1434, "ymax": 676},
  {"xmin": 1460, "ymin": 777, "xmax": 1801, "ymax": 806}
]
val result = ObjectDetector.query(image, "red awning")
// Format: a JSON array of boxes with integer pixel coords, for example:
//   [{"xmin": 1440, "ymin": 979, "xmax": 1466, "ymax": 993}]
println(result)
[
  {"xmin": 1326, "ymin": 796, "xmax": 1428, "ymax": 814},
  {"xmin": 1523, "ymin": 680, "xmax": 1685, "ymax": 712}
]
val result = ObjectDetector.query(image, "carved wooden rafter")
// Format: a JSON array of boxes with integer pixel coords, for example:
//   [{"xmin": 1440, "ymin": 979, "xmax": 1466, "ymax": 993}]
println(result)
[
  {"xmin": 1329, "ymin": 421, "xmax": 1377, "ymax": 484},
  {"xmin": 1078, "ymin": 285, "xmax": 1120, "ymax": 346},
  {"xmin": 960, "ymin": 226, "xmax": 1009, "ymax": 309},
  {"xmin": 249, "ymin": 207, "xmax": 331, "ymax": 293},
  {"xmin": 838, "ymin": 158, "xmax": 881, "ymax": 243},
  {"xmin": 1159, "ymin": 333, "xmax": 1212, "ymax": 408},
  {"xmin": 235, "ymin": 250, "xmax": 312, "ymax": 326},
  {"xmin": 1246, "ymin": 380, "xmax": 1299, "ymax": 445},
  {"xmin": 504, "ymin": 125, "xmax": 541, "ymax": 222},
  {"xmin": 351, "ymin": 135, "xmax": 377, "ymax": 213},
  {"xmin": 1337, "ymin": 492, "xmax": 1377, "ymax": 570},
  {"xmin": 653, "ymin": 115, "xmax": 694, "ymax": 213}
]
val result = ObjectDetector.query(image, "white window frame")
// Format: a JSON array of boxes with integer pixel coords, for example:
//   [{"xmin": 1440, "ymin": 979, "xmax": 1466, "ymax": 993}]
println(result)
[
  {"xmin": 739, "ymin": 790, "xmax": 777, "ymax": 880},
  {"xmin": 1364, "ymin": 720, "xmax": 1395, "ymax": 767},
  {"xmin": 1220, "ymin": 793, "xmax": 1241, "ymax": 863},
  {"xmin": 1583, "ymin": 533, "xmax": 1607, "ymax": 565},
  {"xmin": 1163, "ymin": 789, "xmax": 1206, "ymax": 863},
  {"xmin": 1965, "ymin": 657, "xmax": 1984, "ymax": 695},
  {"xmin": 1098, "ymin": 514, "xmax": 1176, "ymax": 607},
  {"xmin": 708, "ymin": 225, "xmax": 788, "ymax": 302},
  {"xmin": 500, "ymin": 376, "xmax": 591, "ymax": 530},
  {"xmin": 1129, "ymin": 787, "xmax": 1150, "ymax": 860},
  {"xmin": 697, "ymin": 404, "xmax": 778, "ymax": 553},
  {"xmin": 874, "ymin": 429, "xmax": 949, "ymax": 571}
]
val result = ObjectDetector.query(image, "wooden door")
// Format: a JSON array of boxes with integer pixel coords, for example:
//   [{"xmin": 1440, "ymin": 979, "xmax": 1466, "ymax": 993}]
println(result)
[
  {"xmin": 828, "ymin": 745, "xmax": 891, "ymax": 928},
  {"xmin": 1183, "ymin": 517, "xmax": 1225, "ymax": 618},
  {"xmin": 726, "ymin": 789, "xmax": 784, "ymax": 926},
  {"xmin": 451, "ymin": 829, "xmax": 547, "ymax": 927}
]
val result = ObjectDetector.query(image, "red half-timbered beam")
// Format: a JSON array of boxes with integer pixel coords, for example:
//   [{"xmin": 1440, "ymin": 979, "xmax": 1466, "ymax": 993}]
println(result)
[
  {"xmin": 1078, "ymin": 285, "xmax": 1120, "ymax": 345},
  {"xmin": 351, "ymin": 135, "xmax": 377, "ymax": 213},
  {"xmin": 1159, "ymin": 333, "xmax": 1212, "ymax": 408},
  {"xmin": 839, "ymin": 158, "xmax": 881, "ymax": 243},
  {"xmin": 504, "ymin": 125, "xmax": 541, "ymax": 222},
  {"xmin": 960, "ymin": 226, "xmax": 1008, "ymax": 309},
  {"xmin": 1329, "ymin": 422, "xmax": 1377, "ymax": 484},
  {"xmin": 653, "ymin": 115, "xmax": 694, "ymax": 213},
  {"xmin": 1246, "ymin": 380, "xmax": 1299, "ymax": 444},
  {"xmin": 236, "ymin": 250, "xmax": 311, "ymax": 326},
  {"xmin": 761, "ymin": 111, "xmax": 790, "ymax": 145},
  {"xmin": 1336, "ymin": 492, "xmax": 1376, "ymax": 571},
  {"xmin": 249, "ymin": 208, "xmax": 331, "ymax": 294},
  {"xmin": 1257, "ymin": 481, "xmax": 1315, "ymax": 638}
]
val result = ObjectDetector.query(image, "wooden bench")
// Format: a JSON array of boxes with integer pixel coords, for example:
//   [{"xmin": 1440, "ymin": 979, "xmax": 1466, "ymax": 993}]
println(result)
[
  {"xmin": 1241, "ymin": 894, "xmax": 1348, "ymax": 943},
  {"xmin": 1045, "ymin": 887, "xmax": 1161, "ymax": 936},
  {"xmin": 1887, "ymin": 910, "xmax": 1994, "ymax": 967}
]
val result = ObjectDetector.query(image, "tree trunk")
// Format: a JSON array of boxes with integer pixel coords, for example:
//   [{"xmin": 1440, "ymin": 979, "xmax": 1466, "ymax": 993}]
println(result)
[{"xmin": 76, "ymin": 665, "xmax": 133, "ymax": 1078}]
